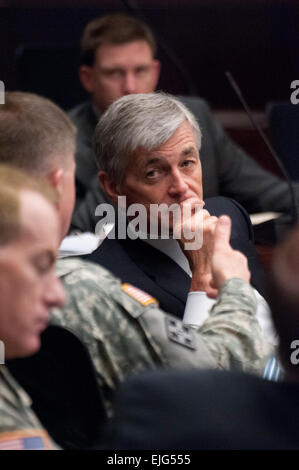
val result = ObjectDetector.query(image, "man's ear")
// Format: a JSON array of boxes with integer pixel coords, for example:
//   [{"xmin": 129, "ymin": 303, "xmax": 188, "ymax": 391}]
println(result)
[
  {"xmin": 79, "ymin": 65, "xmax": 95, "ymax": 93},
  {"xmin": 48, "ymin": 168, "xmax": 64, "ymax": 196},
  {"xmin": 152, "ymin": 59, "xmax": 161, "ymax": 89},
  {"xmin": 98, "ymin": 171, "xmax": 122, "ymax": 204}
]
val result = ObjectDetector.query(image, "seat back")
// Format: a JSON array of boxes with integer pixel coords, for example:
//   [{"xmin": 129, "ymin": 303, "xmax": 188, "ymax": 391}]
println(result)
[
  {"xmin": 7, "ymin": 325, "xmax": 108, "ymax": 449},
  {"xmin": 267, "ymin": 101, "xmax": 299, "ymax": 181}
]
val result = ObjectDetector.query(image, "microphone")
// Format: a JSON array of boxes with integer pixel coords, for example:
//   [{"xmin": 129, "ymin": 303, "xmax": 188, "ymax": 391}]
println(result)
[
  {"xmin": 121, "ymin": 0, "xmax": 198, "ymax": 96},
  {"xmin": 225, "ymin": 71, "xmax": 298, "ymax": 243}
]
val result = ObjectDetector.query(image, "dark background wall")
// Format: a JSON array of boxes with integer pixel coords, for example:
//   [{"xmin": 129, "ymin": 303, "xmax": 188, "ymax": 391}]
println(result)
[{"xmin": 1, "ymin": 0, "xmax": 298, "ymax": 111}]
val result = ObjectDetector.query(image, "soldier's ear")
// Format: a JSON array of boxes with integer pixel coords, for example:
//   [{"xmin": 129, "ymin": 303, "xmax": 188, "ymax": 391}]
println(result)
[
  {"xmin": 98, "ymin": 171, "xmax": 121, "ymax": 204},
  {"xmin": 47, "ymin": 168, "xmax": 64, "ymax": 193}
]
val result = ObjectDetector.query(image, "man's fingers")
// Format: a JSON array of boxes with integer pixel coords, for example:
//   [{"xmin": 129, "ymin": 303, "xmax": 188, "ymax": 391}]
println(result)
[
  {"xmin": 214, "ymin": 215, "xmax": 232, "ymax": 250},
  {"xmin": 206, "ymin": 286, "xmax": 219, "ymax": 299},
  {"xmin": 180, "ymin": 197, "xmax": 205, "ymax": 212}
]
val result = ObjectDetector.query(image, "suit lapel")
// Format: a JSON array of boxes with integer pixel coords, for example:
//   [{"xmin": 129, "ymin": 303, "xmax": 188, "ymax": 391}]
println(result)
[{"xmin": 119, "ymin": 237, "xmax": 191, "ymax": 305}]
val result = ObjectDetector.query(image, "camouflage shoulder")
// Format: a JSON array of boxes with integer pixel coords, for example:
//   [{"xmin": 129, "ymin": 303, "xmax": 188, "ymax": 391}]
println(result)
[
  {"xmin": 0, "ymin": 367, "xmax": 59, "ymax": 449},
  {"xmin": 0, "ymin": 366, "xmax": 32, "ymax": 409},
  {"xmin": 56, "ymin": 256, "xmax": 117, "ymax": 281}
]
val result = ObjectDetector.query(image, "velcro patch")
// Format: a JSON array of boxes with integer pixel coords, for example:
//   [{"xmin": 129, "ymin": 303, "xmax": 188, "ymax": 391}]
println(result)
[
  {"xmin": 165, "ymin": 316, "xmax": 196, "ymax": 350},
  {"xmin": 122, "ymin": 283, "xmax": 158, "ymax": 306},
  {"xmin": 0, "ymin": 429, "xmax": 52, "ymax": 450}
]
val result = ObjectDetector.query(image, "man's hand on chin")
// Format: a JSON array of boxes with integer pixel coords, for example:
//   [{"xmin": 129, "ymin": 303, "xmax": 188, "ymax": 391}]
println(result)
[{"xmin": 173, "ymin": 197, "xmax": 219, "ymax": 293}]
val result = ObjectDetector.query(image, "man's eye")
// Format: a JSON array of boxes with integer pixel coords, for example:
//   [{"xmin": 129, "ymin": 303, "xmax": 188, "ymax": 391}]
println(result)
[
  {"xmin": 135, "ymin": 67, "xmax": 149, "ymax": 75},
  {"xmin": 106, "ymin": 70, "xmax": 123, "ymax": 78},
  {"xmin": 34, "ymin": 263, "xmax": 50, "ymax": 275},
  {"xmin": 32, "ymin": 255, "xmax": 53, "ymax": 275},
  {"xmin": 182, "ymin": 160, "xmax": 195, "ymax": 168},
  {"xmin": 146, "ymin": 169, "xmax": 159, "ymax": 178}
]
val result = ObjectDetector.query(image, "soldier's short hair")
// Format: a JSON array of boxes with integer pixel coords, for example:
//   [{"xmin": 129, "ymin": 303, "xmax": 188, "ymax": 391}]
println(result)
[
  {"xmin": 80, "ymin": 13, "xmax": 157, "ymax": 66},
  {"xmin": 0, "ymin": 92, "xmax": 76, "ymax": 177},
  {"xmin": 0, "ymin": 165, "xmax": 58, "ymax": 246},
  {"xmin": 93, "ymin": 92, "xmax": 202, "ymax": 186}
]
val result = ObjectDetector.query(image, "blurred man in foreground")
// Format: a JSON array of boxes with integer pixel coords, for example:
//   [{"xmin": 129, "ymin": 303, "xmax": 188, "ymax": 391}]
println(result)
[{"xmin": 0, "ymin": 166, "xmax": 65, "ymax": 450}]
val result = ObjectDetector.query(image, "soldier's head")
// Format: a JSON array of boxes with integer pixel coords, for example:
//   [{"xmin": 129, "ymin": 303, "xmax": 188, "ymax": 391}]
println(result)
[
  {"xmin": 94, "ymin": 92, "xmax": 203, "ymax": 229},
  {"xmin": 0, "ymin": 165, "xmax": 65, "ymax": 359},
  {"xmin": 79, "ymin": 13, "xmax": 160, "ymax": 112},
  {"xmin": 0, "ymin": 92, "xmax": 77, "ymax": 239},
  {"xmin": 267, "ymin": 226, "xmax": 299, "ymax": 379}
]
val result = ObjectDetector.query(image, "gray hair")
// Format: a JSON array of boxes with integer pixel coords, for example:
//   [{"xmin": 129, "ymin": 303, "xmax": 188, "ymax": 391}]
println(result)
[{"xmin": 93, "ymin": 92, "xmax": 202, "ymax": 185}]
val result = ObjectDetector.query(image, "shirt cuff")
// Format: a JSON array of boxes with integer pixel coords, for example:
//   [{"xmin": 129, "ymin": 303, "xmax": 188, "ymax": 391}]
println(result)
[{"xmin": 183, "ymin": 291, "xmax": 215, "ymax": 327}]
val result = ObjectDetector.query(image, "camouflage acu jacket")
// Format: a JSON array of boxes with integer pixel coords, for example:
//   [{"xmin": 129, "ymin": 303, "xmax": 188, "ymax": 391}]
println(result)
[
  {"xmin": 52, "ymin": 258, "xmax": 273, "ymax": 415},
  {"xmin": 0, "ymin": 366, "xmax": 59, "ymax": 450}
]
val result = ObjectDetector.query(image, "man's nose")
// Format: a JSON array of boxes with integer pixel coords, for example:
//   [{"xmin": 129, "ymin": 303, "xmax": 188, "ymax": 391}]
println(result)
[
  {"xmin": 168, "ymin": 170, "xmax": 189, "ymax": 198},
  {"xmin": 45, "ymin": 276, "xmax": 66, "ymax": 309},
  {"xmin": 123, "ymin": 72, "xmax": 137, "ymax": 94}
]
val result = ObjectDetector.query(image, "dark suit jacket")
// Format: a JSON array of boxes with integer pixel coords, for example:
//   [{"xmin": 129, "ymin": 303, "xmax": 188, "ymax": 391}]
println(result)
[
  {"xmin": 108, "ymin": 368, "xmax": 299, "ymax": 450},
  {"xmin": 69, "ymin": 98, "xmax": 299, "ymax": 233},
  {"xmin": 86, "ymin": 196, "xmax": 265, "ymax": 318}
]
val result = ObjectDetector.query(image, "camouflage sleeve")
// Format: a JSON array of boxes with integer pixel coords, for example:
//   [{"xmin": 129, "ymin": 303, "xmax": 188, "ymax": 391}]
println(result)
[
  {"xmin": 53, "ymin": 259, "xmax": 272, "ymax": 416},
  {"xmin": 0, "ymin": 367, "xmax": 59, "ymax": 449},
  {"xmin": 197, "ymin": 278, "xmax": 273, "ymax": 373},
  {"xmin": 52, "ymin": 258, "xmax": 217, "ymax": 410}
]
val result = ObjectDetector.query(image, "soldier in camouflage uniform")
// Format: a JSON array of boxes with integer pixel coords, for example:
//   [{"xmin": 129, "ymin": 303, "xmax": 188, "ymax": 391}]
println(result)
[
  {"xmin": 52, "ymin": 254, "xmax": 272, "ymax": 415},
  {"xmin": 0, "ymin": 167, "xmax": 64, "ymax": 449}
]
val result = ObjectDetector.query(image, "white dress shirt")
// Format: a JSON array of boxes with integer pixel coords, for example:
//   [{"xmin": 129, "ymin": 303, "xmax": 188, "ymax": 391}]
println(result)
[{"xmin": 145, "ymin": 237, "xmax": 278, "ymax": 346}]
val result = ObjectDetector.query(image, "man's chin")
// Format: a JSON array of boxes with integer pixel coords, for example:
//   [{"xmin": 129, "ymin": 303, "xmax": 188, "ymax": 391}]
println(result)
[
  {"xmin": 10, "ymin": 339, "xmax": 41, "ymax": 360},
  {"xmin": 180, "ymin": 196, "xmax": 204, "ymax": 207}
]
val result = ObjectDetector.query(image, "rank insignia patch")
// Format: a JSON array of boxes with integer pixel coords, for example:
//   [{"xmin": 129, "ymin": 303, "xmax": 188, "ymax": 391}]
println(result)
[
  {"xmin": 165, "ymin": 316, "xmax": 196, "ymax": 350},
  {"xmin": 122, "ymin": 283, "xmax": 158, "ymax": 306}
]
